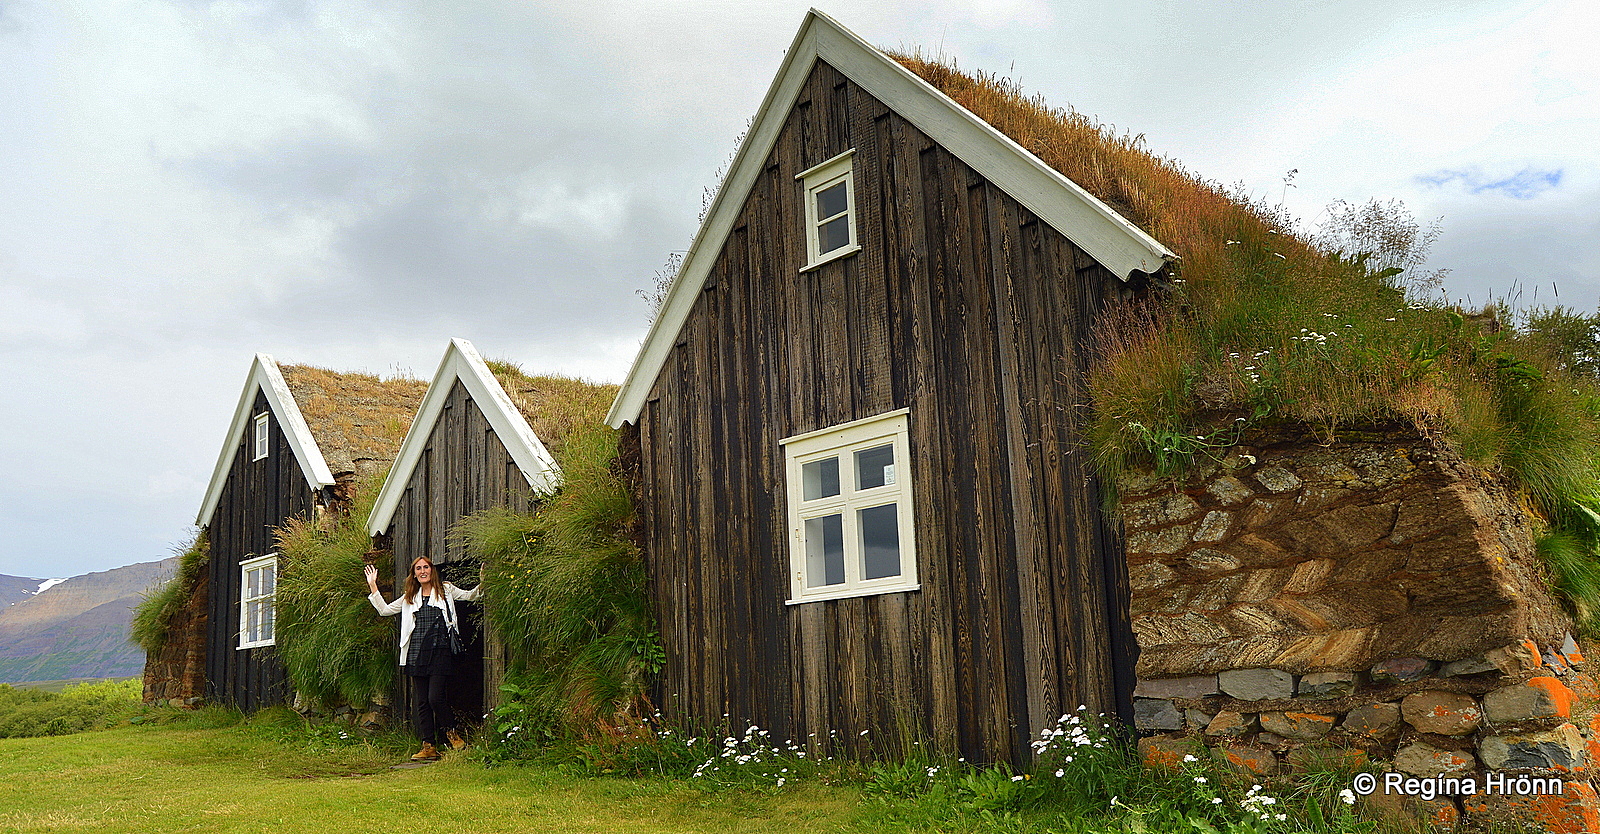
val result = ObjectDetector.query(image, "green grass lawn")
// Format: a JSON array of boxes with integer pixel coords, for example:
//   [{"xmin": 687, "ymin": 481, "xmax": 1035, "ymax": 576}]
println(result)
[
  {"xmin": 0, "ymin": 704, "xmax": 1402, "ymax": 834},
  {"xmin": 0, "ymin": 723, "xmax": 866, "ymax": 834}
]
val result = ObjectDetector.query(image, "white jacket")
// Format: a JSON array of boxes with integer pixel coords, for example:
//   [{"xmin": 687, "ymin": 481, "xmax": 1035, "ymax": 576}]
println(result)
[{"xmin": 368, "ymin": 582, "xmax": 481, "ymax": 665}]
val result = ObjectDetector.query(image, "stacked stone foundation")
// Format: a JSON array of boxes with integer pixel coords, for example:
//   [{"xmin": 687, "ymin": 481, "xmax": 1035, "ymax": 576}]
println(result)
[
  {"xmin": 1119, "ymin": 422, "xmax": 1599, "ymax": 832},
  {"xmin": 1136, "ymin": 640, "xmax": 1600, "ymax": 831}
]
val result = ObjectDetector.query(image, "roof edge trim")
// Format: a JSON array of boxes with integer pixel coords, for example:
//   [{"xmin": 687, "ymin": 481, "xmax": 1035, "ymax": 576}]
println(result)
[
  {"xmin": 366, "ymin": 338, "xmax": 562, "ymax": 538},
  {"xmin": 196, "ymin": 354, "xmax": 337, "ymax": 528}
]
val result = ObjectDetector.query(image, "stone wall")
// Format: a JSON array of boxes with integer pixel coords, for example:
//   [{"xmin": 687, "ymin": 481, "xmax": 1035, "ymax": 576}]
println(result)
[
  {"xmin": 1120, "ymin": 424, "xmax": 1600, "ymax": 831},
  {"xmin": 141, "ymin": 561, "xmax": 207, "ymax": 707},
  {"xmin": 1120, "ymin": 423, "xmax": 1567, "ymax": 678}
]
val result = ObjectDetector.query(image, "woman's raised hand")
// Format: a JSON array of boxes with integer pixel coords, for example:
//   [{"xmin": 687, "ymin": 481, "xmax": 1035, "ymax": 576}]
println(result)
[{"xmin": 363, "ymin": 564, "xmax": 379, "ymax": 590}]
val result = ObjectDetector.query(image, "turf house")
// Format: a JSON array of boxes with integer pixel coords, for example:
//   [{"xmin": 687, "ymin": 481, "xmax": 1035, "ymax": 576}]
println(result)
[
  {"xmin": 607, "ymin": 15, "xmax": 1600, "ymax": 824},
  {"xmin": 607, "ymin": 10, "xmax": 1172, "ymax": 765},
  {"xmin": 366, "ymin": 338, "xmax": 609, "ymax": 724},
  {"xmin": 143, "ymin": 354, "xmax": 426, "ymax": 712}
]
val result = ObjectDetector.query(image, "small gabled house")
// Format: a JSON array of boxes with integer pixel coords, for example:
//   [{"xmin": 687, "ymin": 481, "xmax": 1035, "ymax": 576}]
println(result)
[
  {"xmin": 365, "ymin": 338, "xmax": 574, "ymax": 724},
  {"xmin": 197, "ymin": 356, "xmax": 425, "ymax": 711},
  {"xmin": 608, "ymin": 10, "xmax": 1175, "ymax": 764}
]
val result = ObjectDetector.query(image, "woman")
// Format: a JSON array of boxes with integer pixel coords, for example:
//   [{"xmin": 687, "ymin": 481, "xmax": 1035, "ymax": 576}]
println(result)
[{"xmin": 365, "ymin": 557, "xmax": 481, "ymax": 761}]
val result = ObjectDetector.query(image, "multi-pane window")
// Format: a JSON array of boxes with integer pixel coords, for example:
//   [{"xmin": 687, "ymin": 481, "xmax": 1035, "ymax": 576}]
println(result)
[
  {"xmin": 782, "ymin": 410, "xmax": 917, "ymax": 603},
  {"xmin": 796, "ymin": 149, "xmax": 859, "ymax": 269},
  {"xmin": 238, "ymin": 554, "xmax": 277, "ymax": 649},
  {"xmin": 252, "ymin": 412, "xmax": 269, "ymax": 461}
]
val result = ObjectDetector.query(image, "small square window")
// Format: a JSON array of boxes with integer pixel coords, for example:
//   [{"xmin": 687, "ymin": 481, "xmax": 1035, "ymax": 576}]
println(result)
[
  {"xmin": 796, "ymin": 149, "xmax": 860, "ymax": 270},
  {"xmin": 782, "ymin": 410, "xmax": 917, "ymax": 603},
  {"xmin": 252, "ymin": 412, "xmax": 269, "ymax": 461},
  {"xmin": 238, "ymin": 554, "xmax": 277, "ymax": 649}
]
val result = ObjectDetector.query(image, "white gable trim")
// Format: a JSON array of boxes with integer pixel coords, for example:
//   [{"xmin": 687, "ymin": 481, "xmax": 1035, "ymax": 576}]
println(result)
[
  {"xmin": 606, "ymin": 9, "xmax": 1175, "ymax": 428},
  {"xmin": 366, "ymin": 338, "xmax": 561, "ymax": 537},
  {"xmin": 197, "ymin": 354, "xmax": 336, "ymax": 527}
]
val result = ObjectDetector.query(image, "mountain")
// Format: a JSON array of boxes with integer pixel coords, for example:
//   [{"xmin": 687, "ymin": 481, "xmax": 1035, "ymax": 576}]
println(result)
[
  {"xmin": 0, "ymin": 574, "xmax": 51, "ymax": 608},
  {"xmin": 0, "ymin": 559, "xmax": 176, "ymax": 684}
]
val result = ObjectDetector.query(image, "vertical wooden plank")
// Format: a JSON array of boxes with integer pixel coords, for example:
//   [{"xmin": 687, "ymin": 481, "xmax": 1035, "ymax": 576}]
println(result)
[{"xmin": 985, "ymin": 188, "xmax": 1056, "ymax": 747}]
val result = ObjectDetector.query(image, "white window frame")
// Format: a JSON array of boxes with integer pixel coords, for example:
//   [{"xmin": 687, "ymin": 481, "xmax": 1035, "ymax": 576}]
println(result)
[
  {"xmin": 796, "ymin": 149, "xmax": 860, "ymax": 271},
  {"xmin": 252, "ymin": 412, "xmax": 269, "ymax": 461},
  {"xmin": 238, "ymin": 554, "xmax": 278, "ymax": 649},
  {"xmin": 781, "ymin": 409, "xmax": 918, "ymax": 604}
]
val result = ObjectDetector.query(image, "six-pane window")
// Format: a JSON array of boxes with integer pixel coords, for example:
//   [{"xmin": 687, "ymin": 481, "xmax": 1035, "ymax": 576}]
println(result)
[
  {"xmin": 238, "ymin": 554, "xmax": 277, "ymax": 649},
  {"xmin": 783, "ymin": 410, "xmax": 917, "ymax": 603}
]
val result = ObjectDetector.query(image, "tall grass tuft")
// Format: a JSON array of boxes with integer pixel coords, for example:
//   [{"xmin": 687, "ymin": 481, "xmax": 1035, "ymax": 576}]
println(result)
[
  {"xmin": 273, "ymin": 476, "xmax": 396, "ymax": 708},
  {"xmin": 130, "ymin": 531, "xmax": 209, "ymax": 656},
  {"xmin": 460, "ymin": 422, "xmax": 658, "ymax": 747}
]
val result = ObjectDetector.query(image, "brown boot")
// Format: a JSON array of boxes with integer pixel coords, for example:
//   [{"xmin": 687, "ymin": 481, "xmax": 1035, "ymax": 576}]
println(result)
[
  {"xmin": 445, "ymin": 729, "xmax": 467, "ymax": 751},
  {"xmin": 410, "ymin": 742, "xmax": 441, "ymax": 761}
]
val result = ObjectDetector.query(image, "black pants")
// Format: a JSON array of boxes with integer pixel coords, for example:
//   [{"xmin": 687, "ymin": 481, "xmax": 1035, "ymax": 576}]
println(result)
[{"xmin": 410, "ymin": 674, "xmax": 454, "ymax": 746}]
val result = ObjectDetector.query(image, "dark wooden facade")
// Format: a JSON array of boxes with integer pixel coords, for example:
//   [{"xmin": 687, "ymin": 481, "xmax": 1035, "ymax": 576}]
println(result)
[
  {"xmin": 377, "ymin": 379, "xmax": 537, "ymax": 727},
  {"xmin": 623, "ymin": 60, "xmax": 1136, "ymax": 764},
  {"xmin": 204, "ymin": 388, "xmax": 317, "ymax": 711}
]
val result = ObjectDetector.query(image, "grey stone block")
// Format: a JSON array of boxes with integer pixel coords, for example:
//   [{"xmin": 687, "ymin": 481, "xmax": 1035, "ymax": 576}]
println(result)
[
  {"xmin": 1133, "ymin": 698, "xmax": 1184, "ymax": 731},
  {"xmin": 1297, "ymin": 671, "xmax": 1357, "ymax": 699},
  {"xmin": 1218, "ymin": 667, "xmax": 1295, "ymax": 700},
  {"xmin": 1400, "ymin": 690, "xmax": 1481, "ymax": 736},
  {"xmin": 1438, "ymin": 656, "xmax": 1498, "ymax": 677},
  {"xmin": 1185, "ymin": 709, "xmax": 1215, "ymax": 730},
  {"xmin": 1479, "ymin": 724, "xmax": 1585, "ymax": 770},
  {"xmin": 1342, "ymin": 702, "xmax": 1402, "ymax": 738},
  {"xmin": 1394, "ymin": 742, "xmax": 1476, "ymax": 777},
  {"xmin": 1483, "ymin": 680, "xmax": 1567, "ymax": 723},
  {"xmin": 1204, "ymin": 710, "xmax": 1256, "ymax": 737},
  {"xmin": 1255, "ymin": 466, "xmax": 1302, "ymax": 493},
  {"xmin": 1206, "ymin": 476, "xmax": 1254, "ymax": 505},
  {"xmin": 1133, "ymin": 675, "xmax": 1220, "ymax": 699},
  {"xmin": 1259, "ymin": 710, "xmax": 1335, "ymax": 739},
  {"xmin": 1370, "ymin": 657, "xmax": 1436, "ymax": 683}
]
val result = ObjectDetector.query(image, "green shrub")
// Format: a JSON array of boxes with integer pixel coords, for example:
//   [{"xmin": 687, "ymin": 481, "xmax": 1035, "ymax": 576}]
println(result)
[
  {"xmin": 130, "ymin": 531, "xmax": 209, "ymax": 656},
  {"xmin": 273, "ymin": 476, "xmax": 396, "ymax": 708},
  {"xmin": 462, "ymin": 422, "xmax": 659, "ymax": 750},
  {"xmin": 0, "ymin": 679, "xmax": 143, "ymax": 738}
]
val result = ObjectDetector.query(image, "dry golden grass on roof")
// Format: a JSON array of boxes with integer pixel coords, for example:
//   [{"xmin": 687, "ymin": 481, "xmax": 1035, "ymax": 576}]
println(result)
[
  {"xmin": 483, "ymin": 359, "xmax": 619, "ymax": 463},
  {"xmin": 279, "ymin": 365, "xmax": 429, "ymax": 478},
  {"xmin": 891, "ymin": 51, "xmax": 1317, "ymax": 292}
]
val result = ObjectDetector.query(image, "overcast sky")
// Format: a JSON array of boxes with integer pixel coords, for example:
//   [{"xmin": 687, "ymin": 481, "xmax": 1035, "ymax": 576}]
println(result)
[{"xmin": 1, "ymin": 0, "xmax": 1595, "ymax": 580}]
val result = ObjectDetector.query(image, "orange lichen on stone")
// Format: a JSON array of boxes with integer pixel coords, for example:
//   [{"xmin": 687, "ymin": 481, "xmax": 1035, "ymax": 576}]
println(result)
[
  {"xmin": 1428, "ymin": 800, "xmax": 1462, "ymax": 830},
  {"xmin": 1588, "ymin": 714, "xmax": 1600, "ymax": 770},
  {"xmin": 1137, "ymin": 736, "xmax": 1191, "ymax": 773},
  {"xmin": 1521, "ymin": 783, "xmax": 1599, "ymax": 834},
  {"xmin": 1526, "ymin": 639, "xmax": 1547, "ymax": 668},
  {"xmin": 1216, "ymin": 745, "xmax": 1277, "ymax": 775},
  {"xmin": 1530, "ymin": 676, "xmax": 1578, "ymax": 720}
]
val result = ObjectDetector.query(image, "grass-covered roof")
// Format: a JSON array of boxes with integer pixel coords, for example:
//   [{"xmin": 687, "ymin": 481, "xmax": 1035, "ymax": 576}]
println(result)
[
  {"xmin": 278, "ymin": 365, "xmax": 428, "ymax": 479},
  {"xmin": 482, "ymin": 360, "xmax": 618, "ymax": 465}
]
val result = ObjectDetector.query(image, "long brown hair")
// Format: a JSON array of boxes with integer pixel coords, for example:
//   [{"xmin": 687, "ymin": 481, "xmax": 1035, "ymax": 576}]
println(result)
[{"xmin": 403, "ymin": 556, "xmax": 445, "ymax": 604}]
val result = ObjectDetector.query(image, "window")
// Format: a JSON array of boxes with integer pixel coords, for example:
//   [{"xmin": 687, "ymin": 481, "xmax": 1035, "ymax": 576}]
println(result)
[
  {"xmin": 782, "ymin": 409, "xmax": 917, "ymax": 603},
  {"xmin": 252, "ymin": 412, "xmax": 269, "ymax": 461},
  {"xmin": 238, "ymin": 554, "xmax": 277, "ymax": 649},
  {"xmin": 796, "ymin": 149, "xmax": 859, "ymax": 270}
]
